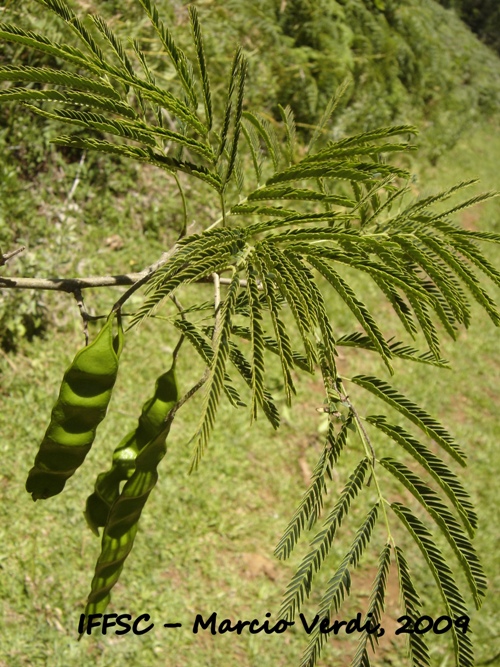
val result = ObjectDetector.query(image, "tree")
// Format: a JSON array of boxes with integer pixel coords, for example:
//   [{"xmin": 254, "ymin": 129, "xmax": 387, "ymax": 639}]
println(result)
[
  {"xmin": 437, "ymin": 0, "xmax": 500, "ymax": 54},
  {"xmin": 0, "ymin": 1, "xmax": 499, "ymax": 665}
]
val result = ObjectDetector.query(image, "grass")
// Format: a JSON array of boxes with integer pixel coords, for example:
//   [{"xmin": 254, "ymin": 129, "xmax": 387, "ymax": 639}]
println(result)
[{"xmin": 0, "ymin": 117, "xmax": 499, "ymax": 667}]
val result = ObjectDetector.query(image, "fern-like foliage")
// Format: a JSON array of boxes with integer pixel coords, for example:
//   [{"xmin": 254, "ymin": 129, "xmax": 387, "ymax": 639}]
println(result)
[
  {"xmin": 392, "ymin": 504, "xmax": 475, "ymax": 667},
  {"xmin": 396, "ymin": 545, "xmax": 432, "ymax": 666},
  {"xmin": 351, "ymin": 543, "xmax": 391, "ymax": 667},
  {"xmin": 278, "ymin": 457, "xmax": 369, "ymax": 621},
  {"xmin": 190, "ymin": 270, "xmax": 240, "ymax": 470},
  {"xmin": 274, "ymin": 416, "xmax": 352, "ymax": 561},
  {"xmin": 2, "ymin": 3, "xmax": 499, "ymax": 666},
  {"xmin": 300, "ymin": 505, "xmax": 380, "ymax": 667}
]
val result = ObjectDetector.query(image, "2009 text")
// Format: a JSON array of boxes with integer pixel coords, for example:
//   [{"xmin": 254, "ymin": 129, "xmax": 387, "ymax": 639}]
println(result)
[{"xmin": 396, "ymin": 615, "xmax": 470, "ymax": 635}]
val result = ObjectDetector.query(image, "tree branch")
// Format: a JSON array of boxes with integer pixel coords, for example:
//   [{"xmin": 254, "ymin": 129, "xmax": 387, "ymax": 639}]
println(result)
[
  {"xmin": 72, "ymin": 288, "xmax": 89, "ymax": 345},
  {"xmin": 0, "ymin": 245, "xmax": 25, "ymax": 266},
  {"xmin": 1, "ymin": 227, "xmax": 261, "ymax": 302},
  {"xmin": 0, "ymin": 270, "xmax": 255, "ymax": 292},
  {"xmin": 0, "ymin": 273, "xmax": 144, "ymax": 291}
]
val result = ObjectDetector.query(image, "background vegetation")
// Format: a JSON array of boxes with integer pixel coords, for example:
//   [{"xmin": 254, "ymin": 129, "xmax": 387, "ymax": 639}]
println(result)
[
  {"xmin": 437, "ymin": 0, "xmax": 500, "ymax": 54},
  {"xmin": 0, "ymin": 1, "xmax": 499, "ymax": 666}
]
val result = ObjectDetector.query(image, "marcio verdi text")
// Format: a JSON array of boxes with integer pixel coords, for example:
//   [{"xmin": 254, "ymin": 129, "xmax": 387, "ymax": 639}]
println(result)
[{"xmin": 78, "ymin": 611, "xmax": 385, "ymax": 636}]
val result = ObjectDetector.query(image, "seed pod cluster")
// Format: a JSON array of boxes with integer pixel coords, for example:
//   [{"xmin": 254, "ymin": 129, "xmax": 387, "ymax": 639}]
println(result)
[
  {"xmin": 26, "ymin": 314, "xmax": 124, "ymax": 501},
  {"xmin": 84, "ymin": 366, "xmax": 179, "ymax": 535},
  {"xmin": 82, "ymin": 362, "xmax": 179, "ymax": 623}
]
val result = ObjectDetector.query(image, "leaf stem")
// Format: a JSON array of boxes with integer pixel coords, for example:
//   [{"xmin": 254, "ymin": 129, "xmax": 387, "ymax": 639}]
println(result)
[
  {"xmin": 174, "ymin": 173, "xmax": 188, "ymax": 238},
  {"xmin": 212, "ymin": 271, "xmax": 222, "ymax": 347},
  {"xmin": 205, "ymin": 195, "xmax": 250, "ymax": 232},
  {"xmin": 345, "ymin": 394, "xmax": 393, "ymax": 541},
  {"xmin": 220, "ymin": 191, "xmax": 227, "ymax": 227}
]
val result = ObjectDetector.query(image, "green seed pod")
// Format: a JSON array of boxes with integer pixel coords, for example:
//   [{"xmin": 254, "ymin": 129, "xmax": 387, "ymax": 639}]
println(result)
[
  {"xmin": 84, "ymin": 367, "xmax": 179, "ymax": 535},
  {"xmin": 81, "ymin": 362, "xmax": 179, "ymax": 625},
  {"xmin": 26, "ymin": 313, "xmax": 124, "ymax": 501}
]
